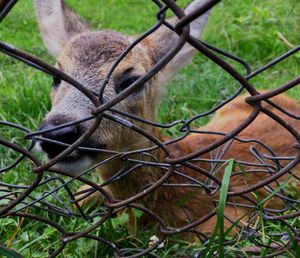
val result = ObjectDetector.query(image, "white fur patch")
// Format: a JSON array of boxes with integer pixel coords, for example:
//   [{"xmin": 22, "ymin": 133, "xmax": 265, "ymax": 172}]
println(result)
[
  {"xmin": 52, "ymin": 156, "xmax": 93, "ymax": 175},
  {"xmin": 35, "ymin": 139, "xmax": 93, "ymax": 175}
]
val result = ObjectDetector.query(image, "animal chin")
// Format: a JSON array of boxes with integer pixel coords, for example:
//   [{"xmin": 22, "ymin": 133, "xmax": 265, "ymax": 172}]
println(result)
[{"xmin": 49, "ymin": 153, "xmax": 93, "ymax": 175}]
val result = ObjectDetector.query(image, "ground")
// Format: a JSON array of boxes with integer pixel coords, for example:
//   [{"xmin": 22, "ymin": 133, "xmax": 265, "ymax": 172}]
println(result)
[{"xmin": 0, "ymin": 0, "xmax": 299, "ymax": 257}]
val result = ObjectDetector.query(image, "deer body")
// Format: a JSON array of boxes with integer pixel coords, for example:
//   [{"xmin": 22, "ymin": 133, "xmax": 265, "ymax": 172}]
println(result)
[
  {"xmin": 34, "ymin": 0, "xmax": 300, "ymax": 235},
  {"xmin": 97, "ymin": 93, "xmax": 300, "ymax": 233}
]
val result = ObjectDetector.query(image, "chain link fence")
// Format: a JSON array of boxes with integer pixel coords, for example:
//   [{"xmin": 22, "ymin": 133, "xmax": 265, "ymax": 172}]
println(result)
[{"xmin": 0, "ymin": 0, "xmax": 299, "ymax": 257}]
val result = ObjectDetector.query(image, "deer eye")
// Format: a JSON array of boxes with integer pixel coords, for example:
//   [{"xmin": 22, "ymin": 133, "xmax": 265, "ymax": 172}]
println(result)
[
  {"xmin": 116, "ymin": 76, "xmax": 141, "ymax": 93},
  {"xmin": 52, "ymin": 76, "xmax": 61, "ymax": 88}
]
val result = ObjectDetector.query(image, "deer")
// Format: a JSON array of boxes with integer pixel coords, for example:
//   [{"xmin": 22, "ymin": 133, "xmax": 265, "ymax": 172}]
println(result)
[{"xmin": 34, "ymin": 0, "xmax": 300, "ymax": 237}]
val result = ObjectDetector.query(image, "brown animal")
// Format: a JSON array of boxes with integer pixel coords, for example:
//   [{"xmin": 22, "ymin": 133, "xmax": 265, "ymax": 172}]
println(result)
[{"xmin": 35, "ymin": 0, "xmax": 300, "ymax": 235}]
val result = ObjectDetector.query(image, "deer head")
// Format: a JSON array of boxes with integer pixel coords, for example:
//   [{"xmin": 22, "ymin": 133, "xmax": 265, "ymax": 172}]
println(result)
[{"xmin": 35, "ymin": 0, "xmax": 211, "ymax": 173}]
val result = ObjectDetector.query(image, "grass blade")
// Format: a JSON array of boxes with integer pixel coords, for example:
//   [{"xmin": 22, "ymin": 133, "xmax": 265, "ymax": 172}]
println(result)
[
  {"xmin": 200, "ymin": 159, "xmax": 235, "ymax": 258},
  {"xmin": 217, "ymin": 159, "xmax": 235, "ymax": 258},
  {"xmin": 0, "ymin": 245, "xmax": 24, "ymax": 258}
]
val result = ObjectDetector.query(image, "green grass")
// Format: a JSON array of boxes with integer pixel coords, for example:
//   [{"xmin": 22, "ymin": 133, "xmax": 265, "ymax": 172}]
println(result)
[{"xmin": 0, "ymin": 0, "xmax": 299, "ymax": 257}]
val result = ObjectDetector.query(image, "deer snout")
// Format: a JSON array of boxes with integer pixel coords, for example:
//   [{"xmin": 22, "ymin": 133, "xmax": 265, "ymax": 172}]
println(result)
[{"xmin": 39, "ymin": 123, "xmax": 80, "ymax": 158}]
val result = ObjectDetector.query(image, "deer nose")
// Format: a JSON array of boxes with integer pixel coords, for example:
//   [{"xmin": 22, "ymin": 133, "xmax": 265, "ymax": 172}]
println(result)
[{"xmin": 39, "ymin": 124, "xmax": 79, "ymax": 158}]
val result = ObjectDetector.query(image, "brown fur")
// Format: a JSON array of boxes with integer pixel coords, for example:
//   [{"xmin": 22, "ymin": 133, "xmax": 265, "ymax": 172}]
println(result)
[
  {"xmin": 94, "ymin": 93, "xmax": 300, "ymax": 234},
  {"xmin": 34, "ymin": 0, "xmax": 300, "ymax": 236}
]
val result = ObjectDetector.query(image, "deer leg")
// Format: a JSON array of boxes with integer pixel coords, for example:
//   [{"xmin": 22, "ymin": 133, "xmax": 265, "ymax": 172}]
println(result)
[{"xmin": 75, "ymin": 184, "xmax": 105, "ymax": 208}]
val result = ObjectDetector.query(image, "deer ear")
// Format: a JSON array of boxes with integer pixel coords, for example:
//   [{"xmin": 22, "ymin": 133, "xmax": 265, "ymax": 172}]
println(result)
[
  {"xmin": 34, "ymin": 0, "xmax": 92, "ymax": 57},
  {"xmin": 145, "ymin": 0, "xmax": 211, "ymax": 82}
]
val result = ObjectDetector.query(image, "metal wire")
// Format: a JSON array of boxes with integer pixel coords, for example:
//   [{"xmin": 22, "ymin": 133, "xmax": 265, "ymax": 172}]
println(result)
[{"xmin": 0, "ymin": 0, "xmax": 299, "ymax": 257}]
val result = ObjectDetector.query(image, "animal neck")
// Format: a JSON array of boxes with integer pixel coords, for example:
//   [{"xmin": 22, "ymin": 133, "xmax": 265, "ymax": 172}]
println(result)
[{"xmin": 98, "ymin": 128, "xmax": 167, "ymax": 202}]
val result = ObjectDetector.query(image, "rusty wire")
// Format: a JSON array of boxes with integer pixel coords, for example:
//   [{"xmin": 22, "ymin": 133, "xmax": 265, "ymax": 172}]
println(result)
[{"xmin": 0, "ymin": 0, "xmax": 299, "ymax": 257}]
